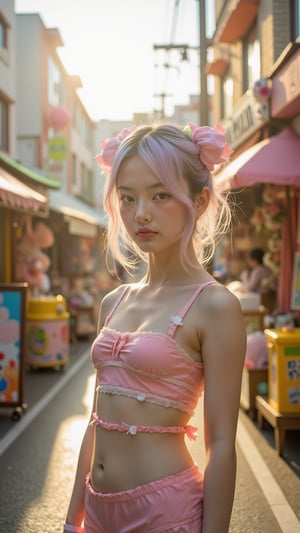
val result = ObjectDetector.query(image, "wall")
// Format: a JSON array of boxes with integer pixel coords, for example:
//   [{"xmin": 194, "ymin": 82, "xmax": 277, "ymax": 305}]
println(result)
[
  {"xmin": 16, "ymin": 14, "xmax": 41, "ymax": 137},
  {"xmin": 0, "ymin": 0, "xmax": 16, "ymax": 156}
]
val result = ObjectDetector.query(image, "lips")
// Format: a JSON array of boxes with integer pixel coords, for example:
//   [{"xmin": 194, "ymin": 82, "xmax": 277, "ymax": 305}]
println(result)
[{"xmin": 136, "ymin": 228, "xmax": 157, "ymax": 238}]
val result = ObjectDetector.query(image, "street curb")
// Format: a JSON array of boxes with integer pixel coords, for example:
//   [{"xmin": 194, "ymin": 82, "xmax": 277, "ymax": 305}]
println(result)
[{"xmin": 237, "ymin": 417, "xmax": 300, "ymax": 531}]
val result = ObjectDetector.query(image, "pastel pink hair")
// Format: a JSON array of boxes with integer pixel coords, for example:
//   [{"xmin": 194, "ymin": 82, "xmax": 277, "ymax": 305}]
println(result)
[{"xmin": 103, "ymin": 123, "xmax": 232, "ymax": 274}]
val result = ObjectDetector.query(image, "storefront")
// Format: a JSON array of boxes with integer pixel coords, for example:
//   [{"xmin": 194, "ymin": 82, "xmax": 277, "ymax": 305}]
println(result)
[
  {"xmin": 215, "ymin": 128, "xmax": 300, "ymax": 310},
  {"xmin": 270, "ymin": 42, "xmax": 300, "ymax": 314},
  {"xmin": 214, "ymin": 81, "xmax": 273, "ymax": 285},
  {"xmin": 47, "ymin": 188, "xmax": 107, "ymax": 312},
  {"xmin": 215, "ymin": 44, "xmax": 300, "ymax": 316},
  {"xmin": 0, "ymin": 151, "xmax": 59, "ymax": 286}
]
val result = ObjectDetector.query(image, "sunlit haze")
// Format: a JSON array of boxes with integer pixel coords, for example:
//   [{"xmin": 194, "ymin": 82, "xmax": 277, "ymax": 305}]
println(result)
[{"xmin": 15, "ymin": 0, "xmax": 205, "ymax": 121}]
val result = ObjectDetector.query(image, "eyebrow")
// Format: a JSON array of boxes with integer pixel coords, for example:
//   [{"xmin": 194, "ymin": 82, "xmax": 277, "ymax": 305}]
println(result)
[{"xmin": 117, "ymin": 182, "xmax": 164, "ymax": 191}]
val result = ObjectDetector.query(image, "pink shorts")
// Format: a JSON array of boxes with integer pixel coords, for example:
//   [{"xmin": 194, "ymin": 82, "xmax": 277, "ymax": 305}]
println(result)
[{"xmin": 83, "ymin": 465, "xmax": 203, "ymax": 533}]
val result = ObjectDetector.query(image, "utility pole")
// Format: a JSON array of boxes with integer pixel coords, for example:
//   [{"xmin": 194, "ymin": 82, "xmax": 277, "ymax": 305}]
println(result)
[
  {"xmin": 199, "ymin": 0, "xmax": 208, "ymax": 125},
  {"xmin": 153, "ymin": 43, "xmax": 193, "ymax": 55},
  {"xmin": 154, "ymin": 92, "xmax": 173, "ymax": 118},
  {"xmin": 153, "ymin": 43, "xmax": 200, "ymax": 119}
]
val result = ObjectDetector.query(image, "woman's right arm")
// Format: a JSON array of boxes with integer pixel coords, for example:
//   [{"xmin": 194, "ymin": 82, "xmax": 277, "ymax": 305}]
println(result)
[
  {"xmin": 64, "ymin": 377, "xmax": 97, "ymax": 529},
  {"xmin": 64, "ymin": 286, "xmax": 125, "ymax": 530}
]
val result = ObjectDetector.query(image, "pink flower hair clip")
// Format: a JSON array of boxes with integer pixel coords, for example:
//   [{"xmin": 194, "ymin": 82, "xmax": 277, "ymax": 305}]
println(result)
[
  {"xmin": 182, "ymin": 123, "xmax": 233, "ymax": 171},
  {"xmin": 96, "ymin": 125, "xmax": 137, "ymax": 172}
]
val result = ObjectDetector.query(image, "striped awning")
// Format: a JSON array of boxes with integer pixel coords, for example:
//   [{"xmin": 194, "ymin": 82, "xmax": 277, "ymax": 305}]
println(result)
[{"xmin": 0, "ymin": 168, "xmax": 48, "ymax": 215}]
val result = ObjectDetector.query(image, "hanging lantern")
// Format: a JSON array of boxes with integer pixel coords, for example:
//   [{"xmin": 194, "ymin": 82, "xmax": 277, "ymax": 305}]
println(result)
[{"xmin": 48, "ymin": 106, "xmax": 71, "ymax": 130}]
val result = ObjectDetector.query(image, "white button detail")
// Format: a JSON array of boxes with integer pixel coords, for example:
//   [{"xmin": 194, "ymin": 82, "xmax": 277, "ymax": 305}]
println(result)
[
  {"xmin": 137, "ymin": 392, "xmax": 146, "ymax": 401},
  {"xmin": 128, "ymin": 425, "xmax": 137, "ymax": 435},
  {"xmin": 170, "ymin": 315, "xmax": 183, "ymax": 326}
]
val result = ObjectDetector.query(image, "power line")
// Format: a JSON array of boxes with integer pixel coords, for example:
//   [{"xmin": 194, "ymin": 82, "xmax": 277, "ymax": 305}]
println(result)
[
  {"xmin": 153, "ymin": 1, "xmax": 209, "ymax": 125},
  {"xmin": 153, "ymin": 0, "xmax": 181, "ymax": 117}
]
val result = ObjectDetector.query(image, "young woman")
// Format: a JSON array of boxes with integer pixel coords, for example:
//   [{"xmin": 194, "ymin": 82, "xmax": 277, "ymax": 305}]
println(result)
[{"xmin": 64, "ymin": 123, "xmax": 246, "ymax": 533}]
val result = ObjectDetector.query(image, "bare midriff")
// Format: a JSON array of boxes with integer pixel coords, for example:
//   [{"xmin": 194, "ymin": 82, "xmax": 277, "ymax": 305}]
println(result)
[{"xmin": 90, "ymin": 392, "xmax": 194, "ymax": 493}]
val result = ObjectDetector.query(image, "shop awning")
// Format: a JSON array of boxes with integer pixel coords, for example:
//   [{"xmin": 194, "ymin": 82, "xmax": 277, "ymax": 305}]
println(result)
[
  {"xmin": 0, "ymin": 168, "xmax": 48, "ymax": 214},
  {"xmin": 215, "ymin": 0, "xmax": 259, "ymax": 44},
  {"xmin": 49, "ymin": 189, "xmax": 107, "ymax": 227},
  {"xmin": 0, "ymin": 151, "xmax": 59, "ymax": 189},
  {"xmin": 205, "ymin": 59, "xmax": 229, "ymax": 76},
  {"xmin": 214, "ymin": 127, "xmax": 300, "ymax": 189}
]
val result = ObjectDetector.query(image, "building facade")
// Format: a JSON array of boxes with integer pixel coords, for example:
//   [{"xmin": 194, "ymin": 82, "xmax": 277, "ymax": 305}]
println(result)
[
  {"xmin": 0, "ymin": 2, "xmax": 59, "ymax": 285},
  {"xmin": 207, "ymin": 0, "xmax": 300, "ymax": 314},
  {"xmin": 0, "ymin": 4, "xmax": 106, "ymax": 307}
]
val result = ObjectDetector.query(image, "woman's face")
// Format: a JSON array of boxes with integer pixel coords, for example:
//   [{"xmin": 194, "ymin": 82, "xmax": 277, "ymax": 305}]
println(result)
[{"xmin": 116, "ymin": 155, "xmax": 188, "ymax": 256}]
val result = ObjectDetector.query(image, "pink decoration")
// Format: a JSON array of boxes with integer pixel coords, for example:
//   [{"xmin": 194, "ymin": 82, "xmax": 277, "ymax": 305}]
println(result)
[
  {"xmin": 253, "ymin": 78, "xmax": 272, "ymax": 102},
  {"xmin": 48, "ymin": 106, "xmax": 71, "ymax": 130},
  {"xmin": 96, "ymin": 125, "xmax": 137, "ymax": 171},
  {"xmin": 245, "ymin": 332, "xmax": 268, "ymax": 369},
  {"xmin": 15, "ymin": 217, "xmax": 54, "ymax": 289},
  {"xmin": 184, "ymin": 123, "xmax": 233, "ymax": 171}
]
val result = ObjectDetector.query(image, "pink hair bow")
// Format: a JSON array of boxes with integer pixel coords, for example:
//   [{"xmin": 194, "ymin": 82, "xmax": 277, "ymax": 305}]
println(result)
[
  {"xmin": 182, "ymin": 123, "xmax": 232, "ymax": 171},
  {"xmin": 96, "ymin": 125, "xmax": 137, "ymax": 170}
]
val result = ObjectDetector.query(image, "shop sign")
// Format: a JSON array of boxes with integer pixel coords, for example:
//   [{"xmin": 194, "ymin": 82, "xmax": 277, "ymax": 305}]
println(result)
[
  {"xmin": 271, "ymin": 48, "xmax": 300, "ymax": 119},
  {"xmin": 222, "ymin": 92, "xmax": 269, "ymax": 150},
  {"xmin": 48, "ymin": 136, "xmax": 68, "ymax": 161}
]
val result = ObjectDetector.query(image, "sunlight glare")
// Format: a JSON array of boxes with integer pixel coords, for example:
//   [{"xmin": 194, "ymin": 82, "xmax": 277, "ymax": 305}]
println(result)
[{"xmin": 18, "ymin": 373, "xmax": 96, "ymax": 528}]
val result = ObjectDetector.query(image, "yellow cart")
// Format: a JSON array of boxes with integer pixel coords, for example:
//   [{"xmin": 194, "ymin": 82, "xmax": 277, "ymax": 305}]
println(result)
[
  {"xmin": 264, "ymin": 328, "xmax": 300, "ymax": 413},
  {"xmin": 25, "ymin": 295, "xmax": 69, "ymax": 371}
]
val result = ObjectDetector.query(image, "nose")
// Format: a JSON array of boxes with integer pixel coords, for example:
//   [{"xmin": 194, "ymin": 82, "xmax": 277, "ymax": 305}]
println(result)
[{"xmin": 134, "ymin": 200, "xmax": 151, "ymax": 223}]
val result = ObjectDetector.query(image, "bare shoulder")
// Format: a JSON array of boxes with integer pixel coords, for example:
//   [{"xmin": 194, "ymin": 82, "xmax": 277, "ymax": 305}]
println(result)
[
  {"xmin": 101, "ymin": 283, "xmax": 127, "ymax": 305},
  {"xmin": 200, "ymin": 283, "xmax": 246, "ymax": 360},
  {"xmin": 200, "ymin": 282, "xmax": 243, "ymax": 318},
  {"xmin": 197, "ymin": 283, "xmax": 246, "ymax": 374},
  {"xmin": 97, "ymin": 283, "xmax": 129, "ymax": 329},
  {"xmin": 197, "ymin": 282, "xmax": 246, "ymax": 346}
]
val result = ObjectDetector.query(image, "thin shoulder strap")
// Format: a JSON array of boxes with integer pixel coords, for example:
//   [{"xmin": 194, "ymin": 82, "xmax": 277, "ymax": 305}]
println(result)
[
  {"xmin": 168, "ymin": 281, "xmax": 219, "ymax": 338},
  {"xmin": 104, "ymin": 286, "xmax": 130, "ymax": 326}
]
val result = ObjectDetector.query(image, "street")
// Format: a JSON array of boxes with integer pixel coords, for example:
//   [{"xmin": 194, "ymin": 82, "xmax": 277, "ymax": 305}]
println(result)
[{"xmin": 0, "ymin": 340, "xmax": 299, "ymax": 533}]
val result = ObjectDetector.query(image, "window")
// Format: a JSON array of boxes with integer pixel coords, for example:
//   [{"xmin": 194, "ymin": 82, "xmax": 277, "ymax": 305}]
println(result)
[
  {"xmin": 291, "ymin": 0, "xmax": 300, "ymax": 40},
  {"xmin": 72, "ymin": 100, "xmax": 77, "ymax": 128},
  {"xmin": 48, "ymin": 56, "xmax": 63, "ymax": 106},
  {"xmin": 72, "ymin": 101, "xmax": 92, "ymax": 147},
  {"xmin": 80, "ymin": 161, "xmax": 85, "ymax": 193},
  {"xmin": 0, "ymin": 14, "xmax": 8, "ymax": 63},
  {"xmin": 86, "ymin": 170, "xmax": 93, "ymax": 199},
  {"xmin": 0, "ymin": 97, "xmax": 8, "ymax": 151},
  {"xmin": 81, "ymin": 116, "xmax": 91, "ymax": 146},
  {"xmin": 243, "ymin": 26, "xmax": 260, "ymax": 92},
  {"xmin": 72, "ymin": 153, "xmax": 77, "ymax": 185},
  {"xmin": 222, "ymin": 77, "xmax": 234, "ymax": 118},
  {"xmin": 81, "ymin": 167, "xmax": 93, "ymax": 200}
]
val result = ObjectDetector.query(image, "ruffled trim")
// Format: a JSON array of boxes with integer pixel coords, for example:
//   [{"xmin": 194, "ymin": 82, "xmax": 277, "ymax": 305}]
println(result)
[
  {"xmin": 97, "ymin": 384, "xmax": 195, "ymax": 415},
  {"xmin": 90, "ymin": 413, "xmax": 198, "ymax": 441}
]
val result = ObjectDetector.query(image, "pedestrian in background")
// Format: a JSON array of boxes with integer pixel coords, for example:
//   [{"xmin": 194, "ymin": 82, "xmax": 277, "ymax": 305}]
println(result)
[
  {"xmin": 240, "ymin": 247, "xmax": 277, "ymax": 312},
  {"xmin": 240, "ymin": 248, "xmax": 276, "ymax": 295},
  {"xmin": 64, "ymin": 122, "xmax": 246, "ymax": 533}
]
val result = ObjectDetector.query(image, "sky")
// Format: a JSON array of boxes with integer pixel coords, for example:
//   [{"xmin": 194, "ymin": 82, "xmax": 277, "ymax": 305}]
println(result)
[{"xmin": 15, "ymin": 0, "xmax": 206, "ymax": 122}]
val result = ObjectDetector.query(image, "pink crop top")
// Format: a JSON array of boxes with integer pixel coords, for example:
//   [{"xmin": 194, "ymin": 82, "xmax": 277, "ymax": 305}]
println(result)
[{"xmin": 91, "ymin": 281, "xmax": 217, "ymax": 416}]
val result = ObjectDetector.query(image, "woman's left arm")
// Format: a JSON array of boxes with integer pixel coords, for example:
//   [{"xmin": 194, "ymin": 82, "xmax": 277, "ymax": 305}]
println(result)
[{"xmin": 201, "ymin": 286, "xmax": 246, "ymax": 533}]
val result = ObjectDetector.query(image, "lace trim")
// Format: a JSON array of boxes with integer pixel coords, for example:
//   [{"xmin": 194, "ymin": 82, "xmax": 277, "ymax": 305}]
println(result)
[{"xmin": 97, "ymin": 384, "xmax": 194, "ymax": 415}]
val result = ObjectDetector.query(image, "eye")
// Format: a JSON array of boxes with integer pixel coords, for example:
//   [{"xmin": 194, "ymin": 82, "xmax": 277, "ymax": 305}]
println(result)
[
  {"xmin": 119, "ymin": 194, "xmax": 134, "ymax": 204},
  {"xmin": 154, "ymin": 192, "xmax": 171, "ymax": 201}
]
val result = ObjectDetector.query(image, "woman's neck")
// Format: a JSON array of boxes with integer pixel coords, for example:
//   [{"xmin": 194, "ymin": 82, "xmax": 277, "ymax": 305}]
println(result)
[{"xmin": 143, "ymin": 255, "xmax": 208, "ymax": 288}]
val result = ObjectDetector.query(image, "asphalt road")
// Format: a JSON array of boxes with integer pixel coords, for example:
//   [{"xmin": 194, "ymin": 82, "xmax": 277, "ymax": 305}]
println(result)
[{"xmin": 0, "ymin": 340, "xmax": 299, "ymax": 532}]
